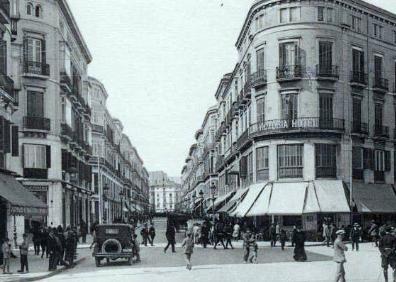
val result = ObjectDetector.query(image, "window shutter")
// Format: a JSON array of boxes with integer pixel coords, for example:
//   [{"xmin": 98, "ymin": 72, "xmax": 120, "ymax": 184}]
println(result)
[
  {"xmin": 11, "ymin": 125, "xmax": 18, "ymax": 156},
  {"xmin": 240, "ymin": 156, "xmax": 247, "ymax": 179},
  {"xmin": 4, "ymin": 120, "xmax": 10, "ymax": 153},
  {"xmin": 41, "ymin": 39, "xmax": 46, "ymax": 64},
  {"xmin": 23, "ymin": 37, "xmax": 28, "ymax": 63},
  {"xmin": 46, "ymin": 145, "xmax": 51, "ymax": 168},
  {"xmin": 359, "ymin": 50, "xmax": 364, "ymax": 73},
  {"xmin": 279, "ymin": 43, "xmax": 285, "ymax": 66},
  {"xmin": 385, "ymin": 151, "xmax": 391, "ymax": 171}
]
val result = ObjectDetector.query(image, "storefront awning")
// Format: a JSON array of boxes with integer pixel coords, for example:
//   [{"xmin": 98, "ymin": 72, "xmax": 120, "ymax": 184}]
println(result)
[
  {"xmin": 230, "ymin": 183, "xmax": 267, "ymax": 217},
  {"xmin": 206, "ymin": 191, "xmax": 235, "ymax": 213},
  {"xmin": 352, "ymin": 183, "xmax": 396, "ymax": 213},
  {"xmin": 306, "ymin": 180, "xmax": 350, "ymax": 213},
  {"xmin": 246, "ymin": 183, "xmax": 273, "ymax": 216},
  {"xmin": 267, "ymin": 182, "xmax": 308, "ymax": 215},
  {"xmin": 0, "ymin": 173, "xmax": 47, "ymax": 216},
  {"xmin": 218, "ymin": 188, "xmax": 249, "ymax": 213}
]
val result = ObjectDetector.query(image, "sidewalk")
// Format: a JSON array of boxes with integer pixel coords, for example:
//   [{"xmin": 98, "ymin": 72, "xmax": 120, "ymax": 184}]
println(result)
[{"xmin": 2, "ymin": 239, "xmax": 91, "ymax": 282}]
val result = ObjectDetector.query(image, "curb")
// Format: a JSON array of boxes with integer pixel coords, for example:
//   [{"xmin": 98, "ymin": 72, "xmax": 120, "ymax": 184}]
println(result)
[{"xmin": 16, "ymin": 256, "xmax": 87, "ymax": 282}]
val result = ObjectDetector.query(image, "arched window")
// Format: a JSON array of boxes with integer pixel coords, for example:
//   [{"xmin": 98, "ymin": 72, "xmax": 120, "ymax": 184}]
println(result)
[
  {"xmin": 26, "ymin": 3, "xmax": 33, "ymax": 15},
  {"xmin": 35, "ymin": 5, "xmax": 42, "ymax": 18}
]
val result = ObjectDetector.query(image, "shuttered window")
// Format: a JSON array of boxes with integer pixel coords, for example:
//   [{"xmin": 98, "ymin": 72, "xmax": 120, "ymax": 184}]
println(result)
[
  {"xmin": 256, "ymin": 146, "xmax": 269, "ymax": 182},
  {"xmin": 278, "ymin": 144, "xmax": 304, "ymax": 178},
  {"xmin": 27, "ymin": 91, "xmax": 44, "ymax": 117},
  {"xmin": 352, "ymin": 48, "xmax": 364, "ymax": 73},
  {"xmin": 11, "ymin": 125, "xmax": 18, "ymax": 156},
  {"xmin": 374, "ymin": 55, "xmax": 383, "ymax": 80},
  {"xmin": 319, "ymin": 94, "xmax": 333, "ymax": 128},
  {"xmin": 256, "ymin": 48, "xmax": 265, "ymax": 72},
  {"xmin": 23, "ymin": 144, "xmax": 47, "ymax": 169},
  {"xmin": 256, "ymin": 97, "xmax": 265, "ymax": 123},
  {"xmin": 319, "ymin": 41, "xmax": 332, "ymax": 72},
  {"xmin": 315, "ymin": 144, "xmax": 336, "ymax": 178},
  {"xmin": 281, "ymin": 93, "xmax": 298, "ymax": 121}
]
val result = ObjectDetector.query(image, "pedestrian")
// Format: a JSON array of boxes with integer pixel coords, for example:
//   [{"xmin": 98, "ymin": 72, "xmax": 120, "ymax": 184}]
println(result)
[
  {"xmin": 334, "ymin": 230, "xmax": 348, "ymax": 282},
  {"xmin": 2, "ymin": 237, "xmax": 11, "ymax": 274},
  {"xmin": 181, "ymin": 231, "xmax": 194, "ymax": 271},
  {"xmin": 18, "ymin": 233, "xmax": 29, "ymax": 273},
  {"xmin": 41, "ymin": 227, "xmax": 49, "ymax": 258},
  {"xmin": 148, "ymin": 223, "xmax": 156, "ymax": 246},
  {"xmin": 233, "ymin": 222, "xmax": 240, "ymax": 241},
  {"xmin": 132, "ymin": 234, "xmax": 141, "ymax": 262},
  {"xmin": 140, "ymin": 223, "xmax": 149, "ymax": 246},
  {"xmin": 80, "ymin": 220, "xmax": 87, "ymax": 244},
  {"xmin": 164, "ymin": 224, "xmax": 176, "ymax": 253},
  {"xmin": 280, "ymin": 229, "xmax": 287, "ymax": 251},
  {"xmin": 270, "ymin": 223, "xmax": 277, "ymax": 247},
  {"xmin": 243, "ymin": 229, "xmax": 252, "ymax": 263},
  {"xmin": 324, "ymin": 223, "xmax": 332, "ymax": 247},
  {"xmin": 213, "ymin": 221, "xmax": 226, "ymax": 250},
  {"xmin": 32, "ymin": 226, "xmax": 41, "ymax": 256},
  {"xmin": 350, "ymin": 223, "xmax": 361, "ymax": 251},
  {"xmin": 47, "ymin": 228, "xmax": 57, "ymax": 271},
  {"xmin": 249, "ymin": 236, "xmax": 258, "ymax": 264},
  {"xmin": 224, "ymin": 223, "xmax": 234, "ymax": 249},
  {"xmin": 291, "ymin": 225, "xmax": 297, "ymax": 247},
  {"xmin": 57, "ymin": 226, "xmax": 66, "ymax": 265},
  {"xmin": 200, "ymin": 221, "xmax": 209, "ymax": 248},
  {"xmin": 379, "ymin": 226, "xmax": 396, "ymax": 282},
  {"xmin": 369, "ymin": 220, "xmax": 379, "ymax": 247},
  {"xmin": 65, "ymin": 226, "xmax": 76, "ymax": 267},
  {"xmin": 293, "ymin": 226, "xmax": 307, "ymax": 262}
]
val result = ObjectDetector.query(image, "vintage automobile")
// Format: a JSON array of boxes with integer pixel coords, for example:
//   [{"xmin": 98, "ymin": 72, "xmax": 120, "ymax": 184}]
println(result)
[{"xmin": 94, "ymin": 224, "xmax": 134, "ymax": 267}]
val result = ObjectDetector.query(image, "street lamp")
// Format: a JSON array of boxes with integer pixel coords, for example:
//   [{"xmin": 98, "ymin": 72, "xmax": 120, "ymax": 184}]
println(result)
[
  {"xmin": 199, "ymin": 190, "xmax": 204, "ymax": 218},
  {"xmin": 210, "ymin": 182, "xmax": 216, "ymax": 224},
  {"xmin": 103, "ymin": 184, "xmax": 109, "ymax": 223}
]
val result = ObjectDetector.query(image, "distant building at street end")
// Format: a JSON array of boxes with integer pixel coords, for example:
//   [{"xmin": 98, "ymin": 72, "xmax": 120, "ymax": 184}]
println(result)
[{"xmin": 149, "ymin": 171, "xmax": 181, "ymax": 213}]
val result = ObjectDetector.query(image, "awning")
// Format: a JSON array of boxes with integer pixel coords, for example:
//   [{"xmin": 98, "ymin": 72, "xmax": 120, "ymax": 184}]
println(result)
[
  {"xmin": 218, "ymin": 188, "xmax": 249, "ymax": 213},
  {"xmin": 246, "ymin": 183, "xmax": 273, "ymax": 216},
  {"xmin": 267, "ymin": 182, "xmax": 308, "ymax": 215},
  {"xmin": 230, "ymin": 183, "xmax": 267, "ymax": 217},
  {"xmin": 206, "ymin": 191, "xmax": 235, "ymax": 213},
  {"xmin": 352, "ymin": 183, "xmax": 396, "ymax": 213},
  {"xmin": 0, "ymin": 173, "xmax": 47, "ymax": 216},
  {"xmin": 307, "ymin": 180, "xmax": 350, "ymax": 213}
]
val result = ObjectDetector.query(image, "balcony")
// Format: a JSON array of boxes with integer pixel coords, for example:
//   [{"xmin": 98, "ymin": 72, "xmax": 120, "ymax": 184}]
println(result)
[
  {"xmin": 249, "ymin": 117, "xmax": 344, "ymax": 137},
  {"xmin": 374, "ymin": 125, "xmax": 389, "ymax": 138},
  {"xmin": 61, "ymin": 123, "xmax": 73, "ymax": 139},
  {"xmin": 350, "ymin": 71, "xmax": 367, "ymax": 86},
  {"xmin": 23, "ymin": 116, "xmax": 50, "ymax": 131},
  {"xmin": 374, "ymin": 171, "xmax": 385, "ymax": 182},
  {"xmin": 276, "ymin": 65, "xmax": 303, "ymax": 82},
  {"xmin": 278, "ymin": 167, "xmax": 303, "ymax": 179},
  {"xmin": 60, "ymin": 71, "xmax": 72, "ymax": 92},
  {"xmin": 23, "ymin": 168, "xmax": 48, "ymax": 179},
  {"xmin": 243, "ymin": 79, "xmax": 251, "ymax": 99},
  {"xmin": 24, "ymin": 61, "xmax": 50, "ymax": 77},
  {"xmin": 373, "ymin": 77, "xmax": 389, "ymax": 93},
  {"xmin": 316, "ymin": 65, "xmax": 339, "ymax": 81},
  {"xmin": 316, "ymin": 167, "xmax": 336, "ymax": 178},
  {"xmin": 251, "ymin": 70, "xmax": 267, "ymax": 88},
  {"xmin": 236, "ymin": 129, "xmax": 250, "ymax": 149},
  {"xmin": 351, "ymin": 122, "xmax": 368, "ymax": 135},
  {"xmin": 0, "ymin": 71, "xmax": 14, "ymax": 99}
]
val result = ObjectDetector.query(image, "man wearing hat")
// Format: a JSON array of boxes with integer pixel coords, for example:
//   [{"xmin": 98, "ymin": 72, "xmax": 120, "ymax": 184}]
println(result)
[
  {"xmin": 1, "ymin": 237, "xmax": 11, "ymax": 274},
  {"xmin": 379, "ymin": 226, "xmax": 396, "ymax": 282},
  {"xmin": 350, "ymin": 223, "xmax": 361, "ymax": 251},
  {"xmin": 18, "ymin": 233, "xmax": 29, "ymax": 273},
  {"xmin": 334, "ymin": 229, "xmax": 348, "ymax": 282}
]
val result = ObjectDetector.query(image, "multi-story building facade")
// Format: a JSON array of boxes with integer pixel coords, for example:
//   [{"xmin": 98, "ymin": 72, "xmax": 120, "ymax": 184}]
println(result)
[
  {"xmin": 180, "ymin": 0, "xmax": 396, "ymax": 231},
  {"xmin": 149, "ymin": 171, "xmax": 181, "ymax": 213},
  {"xmin": 89, "ymin": 77, "xmax": 149, "ymax": 224},
  {"xmin": 7, "ymin": 0, "xmax": 93, "ymax": 229}
]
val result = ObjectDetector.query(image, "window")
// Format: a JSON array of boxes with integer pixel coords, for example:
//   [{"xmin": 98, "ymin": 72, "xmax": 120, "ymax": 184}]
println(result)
[
  {"xmin": 256, "ymin": 48, "xmax": 265, "ymax": 72},
  {"xmin": 351, "ymin": 16, "xmax": 361, "ymax": 32},
  {"xmin": 256, "ymin": 147, "xmax": 269, "ymax": 182},
  {"xmin": 318, "ymin": 7, "xmax": 333, "ymax": 23},
  {"xmin": 352, "ymin": 147, "xmax": 363, "ymax": 170},
  {"xmin": 279, "ymin": 42, "xmax": 299, "ymax": 67},
  {"xmin": 319, "ymin": 93, "xmax": 333, "ymax": 128},
  {"xmin": 64, "ymin": 45, "xmax": 71, "ymax": 77},
  {"xmin": 374, "ymin": 24, "xmax": 383, "ymax": 39},
  {"xmin": 318, "ymin": 7, "xmax": 324, "ymax": 21},
  {"xmin": 256, "ymin": 14, "xmax": 264, "ymax": 30},
  {"xmin": 289, "ymin": 7, "xmax": 300, "ymax": 22},
  {"xmin": 315, "ymin": 144, "xmax": 336, "ymax": 178},
  {"xmin": 27, "ymin": 3, "xmax": 33, "ymax": 15},
  {"xmin": 0, "ymin": 40, "xmax": 7, "ymax": 75},
  {"xmin": 352, "ymin": 48, "xmax": 365, "ymax": 82},
  {"xmin": 352, "ymin": 98, "xmax": 362, "ymax": 131},
  {"xmin": 375, "ymin": 103, "xmax": 383, "ymax": 130},
  {"xmin": 23, "ymin": 144, "xmax": 47, "ymax": 169},
  {"xmin": 247, "ymin": 152, "xmax": 253, "ymax": 183},
  {"xmin": 27, "ymin": 91, "xmax": 44, "ymax": 117},
  {"xmin": 278, "ymin": 144, "xmax": 304, "ymax": 178},
  {"xmin": 393, "ymin": 31, "xmax": 396, "ymax": 44},
  {"xmin": 256, "ymin": 96, "xmax": 265, "ymax": 123},
  {"xmin": 374, "ymin": 55, "xmax": 383, "ymax": 81},
  {"xmin": 318, "ymin": 41, "xmax": 333, "ymax": 73},
  {"xmin": 327, "ymin": 8, "xmax": 334, "ymax": 23},
  {"xmin": 35, "ymin": 5, "xmax": 41, "ymax": 18},
  {"xmin": 280, "ymin": 8, "xmax": 288, "ymax": 23},
  {"xmin": 26, "ymin": 37, "xmax": 42, "ymax": 63},
  {"xmin": 281, "ymin": 93, "xmax": 298, "ymax": 121}
]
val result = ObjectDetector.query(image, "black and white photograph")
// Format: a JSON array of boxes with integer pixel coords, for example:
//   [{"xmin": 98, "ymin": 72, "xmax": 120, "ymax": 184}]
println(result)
[{"xmin": 1, "ymin": 0, "xmax": 396, "ymax": 281}]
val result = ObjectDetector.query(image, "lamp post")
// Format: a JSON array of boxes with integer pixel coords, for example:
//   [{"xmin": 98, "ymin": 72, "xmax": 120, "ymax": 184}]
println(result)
[
  {"xmin": 103, "ymin": 184, "xmax": 109, "ymax": 223},
  {"xmin": 210, "ymin": 182, "xmax": 216, "ymax": 224},
  {"xmin": 199, "ymin": 190, "xmax": 204, "ymax": 218},
  {"xmin": 119, "ymin": 190, "xmax": 125, "ymax": 223},
  {"xmin": 192, "ymin": 192, "xmax": 196, "ymax": 219}
]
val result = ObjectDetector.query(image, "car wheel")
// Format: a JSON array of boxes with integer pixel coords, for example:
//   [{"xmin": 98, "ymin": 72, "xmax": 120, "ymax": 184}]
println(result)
[{"xmin": 101, "ymin": 239, "xmax": 122, "ymax": 255}]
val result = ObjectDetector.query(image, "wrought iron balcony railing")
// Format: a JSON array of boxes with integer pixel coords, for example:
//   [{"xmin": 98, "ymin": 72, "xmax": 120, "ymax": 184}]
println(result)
[
  {"xmin": 24, "ymin": 61, "xmax": 50, "ymax": 76},
  {"xmin": 374, "ymin": 125, "xmax": 389, "ymax": 138},
  {"xmin": 350, "ymin": 71, "xmax": 367, "ymax": 85},
  {"xmin": 23, "ymin": 116, "xmax": 50, "ymax": 131},
  {"xmin": 276, "ymin": 65, "xmax": 303, "ymax": 81},
  {"xmin": 251, "ymin": 69, "xmax": 267, "ymax": 88},
  {"xmin": 351, "ymin": 122, "xmax": 368, "ymax": 135},
  {"xmin": 316, "ymin": 65, "xmax": 339, "ymax": 79},
  {"xmin": 373, "ymin": 77, "xmax": 389, "ymax": 92}
]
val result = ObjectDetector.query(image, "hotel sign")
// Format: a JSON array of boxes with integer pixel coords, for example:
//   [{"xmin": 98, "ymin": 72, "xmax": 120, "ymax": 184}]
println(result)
[{"xmin": 251, "ymin": 118, "xmax": 320, "ymax": 133}]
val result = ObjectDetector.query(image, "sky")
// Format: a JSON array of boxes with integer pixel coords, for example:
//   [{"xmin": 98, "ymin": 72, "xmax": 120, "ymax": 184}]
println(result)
[{"xmin": 67, "ymin": 0, "xmax": 396, "ymax": 177}]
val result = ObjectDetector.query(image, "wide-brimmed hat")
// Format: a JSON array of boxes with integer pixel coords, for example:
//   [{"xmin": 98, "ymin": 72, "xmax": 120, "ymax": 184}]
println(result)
[{"xmin": 336, "ymin": 230, "xmax": 345, "ymax": 235}]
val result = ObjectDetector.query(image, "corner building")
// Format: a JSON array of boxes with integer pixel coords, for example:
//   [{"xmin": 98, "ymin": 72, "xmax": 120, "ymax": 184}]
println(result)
[{"xmin": 183, "ymin": 0, "xmax": 396, "ymax": 233}]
